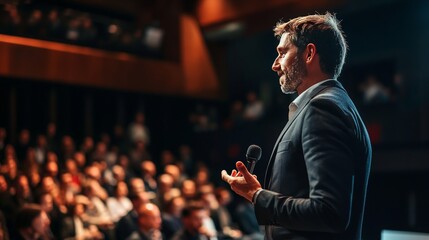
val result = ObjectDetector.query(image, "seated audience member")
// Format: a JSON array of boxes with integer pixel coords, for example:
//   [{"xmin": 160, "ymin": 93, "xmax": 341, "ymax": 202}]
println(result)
[
  {"xmin": 39, "ymin": 193, "xmax": 62, "ymax": 238},
  {"xmin": 213, "ymin": 187, "xmax": 243, "ymax": 239},
  {"xmin": 180, "ymin": 179, "xmax": 197, "ymax": 201},
  {"xmin": 164, "ymin": 164, "xmax": 186, "ymax": 188},
  {"xmin": 161, "ymin": 196, "xmax": 185, "ymax": 239},
  {"xmin": 126, "ymin": 202, "xmax": 164, "ymax": 240},
  {"xmin": 14, "ymin": 204, "xmax": 51, "ymax": 240},
  {"xmin": 141, "ymin": 160, "xmax": 157, "ymax": 193},
  {"xmin": 157, "ymin": 173, "xmax": 175, "ymax": 208},
  {"xmin": 12, "ymin": 174, "xmax": 34, "ymax": 207},
  {"xmin": 172, "ymin": 203, "xmax": 217, "ymax": 240},
  {"xmin": 233, "ymin": 198, "xmax": 263, "ymax": 240},
  {"xmin": 106, "ymin": 181, "xmax": 133, "ymax": 222},
  {"xmin": 81, "ymin": 185, "xmax": 113, "ymax": 228},
  {"xmin": 0, "ymin": 175, "xmax": 17, "ymax": 234},
  {"xmin": 61, "ymin": 199, "xmax": 103, "ymax": 240},
  {"xmin": 0, "ymin": 210, "xmax": 10, "ymax": 240},
  {"xmin": 115, "ymin": 192, "xmax": 147, "ymax": 239},
  {"xmin": 84, "ymin": 165, "xmax": 108, "ymax": 201}
]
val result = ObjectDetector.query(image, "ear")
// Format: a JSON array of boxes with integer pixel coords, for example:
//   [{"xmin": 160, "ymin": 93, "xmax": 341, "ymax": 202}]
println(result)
[{"xmin": 305, "ymin": 43, "xmax": 317, "ymax": 63}]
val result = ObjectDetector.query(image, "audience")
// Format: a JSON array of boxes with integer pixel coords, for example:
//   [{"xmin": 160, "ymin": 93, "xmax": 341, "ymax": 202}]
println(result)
[
  {"xmin": 0, "ymin": 3, "xmax": 165, "ymax": 59},
  {"xmin": 0, "ymin": 102, "xmax": 263, "ymax": 240}
]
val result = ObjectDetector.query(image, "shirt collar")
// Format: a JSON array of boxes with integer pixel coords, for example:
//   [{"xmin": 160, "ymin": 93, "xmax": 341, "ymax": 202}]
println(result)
[{"xmin": 292, "ymin": 79, "xmax": 335, "ymax": 108}]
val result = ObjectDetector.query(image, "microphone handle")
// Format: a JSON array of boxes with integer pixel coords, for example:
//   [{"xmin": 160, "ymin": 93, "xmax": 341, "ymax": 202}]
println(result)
[{"xmin": 249, "ymin": 160, "xmax": 256, "ymax": 174}]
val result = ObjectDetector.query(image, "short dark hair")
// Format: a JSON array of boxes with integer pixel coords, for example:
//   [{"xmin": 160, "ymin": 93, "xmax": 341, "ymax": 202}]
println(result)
[
  {"xmin": 274, "ymin": 12, "xmax": 347, "ymax": 79},
  {"xmin": 16, "ymin": 204, "xmax": 43, "ymax": 229},
  {"xmin": 181, "ymin": 202, "xmax": 205, "ymax": 218}
]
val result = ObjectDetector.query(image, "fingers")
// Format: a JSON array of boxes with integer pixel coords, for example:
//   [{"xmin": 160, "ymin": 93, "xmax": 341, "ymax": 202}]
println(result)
[
  {"xmin": 236, "ymin": 161, "xmax": 254, "ymax": 182},
  {"xmin": 221, "ymin": 170, "xmax": 231, "ymax": 184}
]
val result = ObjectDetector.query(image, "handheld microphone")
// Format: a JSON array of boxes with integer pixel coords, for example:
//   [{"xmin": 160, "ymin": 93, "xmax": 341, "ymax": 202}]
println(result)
[{"xmin": 246, "ymin": 145, "xmax": 262, "ymax": 174}]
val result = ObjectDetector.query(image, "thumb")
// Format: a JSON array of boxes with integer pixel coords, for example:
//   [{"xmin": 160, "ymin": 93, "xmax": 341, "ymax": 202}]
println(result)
[{"xmin": 236, "ymin": 161, "xmax": 254, "ymax": 182}]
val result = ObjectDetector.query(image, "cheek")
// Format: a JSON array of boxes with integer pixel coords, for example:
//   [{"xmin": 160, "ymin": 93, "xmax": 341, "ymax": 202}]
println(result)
[
  {"xmin": 32, "ymin": 219, "xmax": 43, "ymax": 231},
  {"xmin": 279, "ymin": 58, "xmax": 288, "ymax": 70}
]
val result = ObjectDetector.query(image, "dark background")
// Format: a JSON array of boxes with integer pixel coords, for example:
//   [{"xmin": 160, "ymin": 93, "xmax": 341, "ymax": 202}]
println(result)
[{"xmin": 1, "ymin": 0, "xmax": 429, "ymax": 239}]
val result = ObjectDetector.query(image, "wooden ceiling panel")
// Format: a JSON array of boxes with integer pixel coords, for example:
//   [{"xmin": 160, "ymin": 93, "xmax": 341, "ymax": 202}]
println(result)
[{"xmin": 196, "ymin": 0, "xmax": 345, "ymax": 31}]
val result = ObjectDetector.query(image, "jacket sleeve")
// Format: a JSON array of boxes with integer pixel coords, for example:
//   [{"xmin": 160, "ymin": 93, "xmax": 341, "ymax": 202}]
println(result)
[{"xmin": 254, "ymin": 97, "xmax": 356, "ymax": 233}]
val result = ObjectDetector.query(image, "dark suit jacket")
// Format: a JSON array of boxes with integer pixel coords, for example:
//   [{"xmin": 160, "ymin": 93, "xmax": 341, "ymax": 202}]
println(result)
[
  {"xmin": 61, "ymin": 216, "xmax": 91, "ymax": 239},
  {"xmin": 254, "ymin": 80, "xmax": 371, "ymax": 240}
]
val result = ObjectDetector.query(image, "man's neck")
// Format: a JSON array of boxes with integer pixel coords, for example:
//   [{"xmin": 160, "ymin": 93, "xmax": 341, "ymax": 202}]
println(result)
[{"xmin": 297, "ymin": 74, "xmax": 332, "ymax": 95}]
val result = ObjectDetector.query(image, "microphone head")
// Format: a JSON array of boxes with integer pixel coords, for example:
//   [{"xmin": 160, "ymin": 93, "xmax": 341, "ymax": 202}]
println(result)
[{"xmin": 246, "ymin": 144, "xmax": 262, "ymax": 163}]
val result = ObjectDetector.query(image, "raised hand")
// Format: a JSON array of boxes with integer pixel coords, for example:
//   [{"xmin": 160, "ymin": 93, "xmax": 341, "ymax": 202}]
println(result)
[{"xmin": 221, "ymin": 161, "xmax": 262, "ymax": 202}]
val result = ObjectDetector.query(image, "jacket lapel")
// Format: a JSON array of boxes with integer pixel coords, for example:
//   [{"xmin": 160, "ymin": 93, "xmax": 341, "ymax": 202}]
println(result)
[{"xmin": 263, "ymin": 80, "xmax": 344, "ymax": 188}]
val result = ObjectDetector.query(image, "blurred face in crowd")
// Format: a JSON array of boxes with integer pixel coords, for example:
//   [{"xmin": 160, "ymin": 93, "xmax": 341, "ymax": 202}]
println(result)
[
  {"xmin": 0, "ymin": 128, "xmax": 6, "ymax": 140},
  {"xmin": 85, "ymin": 166, "xmax": 101, "ymax": 181},
  {"xmin": 61, "ymin": 173, "xmax": 73, "ymax": 185},
  {"xmin": 118, "ymin": 155, "xmax": 130, "ymax": 168},
  {"xmin": 19, "ymin": 129, "xmax": 30, "ymax": 145},
  {"xmin": 45, "ymin": 161, "xmax": 58, "ymax": 177},
  {"xmin": 195, "ymin": 167, "xmax": 209, "ymax": 185},
  {"xmin": 216, "ymin": 188, "xmax": 232, "ymax": 206},
  {"xmin": 47, "ymin": 152, "xmax": 58, "ymax": 163},
  {"xmin": 95, "ymin": 142, "xmax": 107, "ymax": 155},
  {"xmin": 137, "ymin": 203, "xmax": 161, "ymax": 231},
  {"xmin": 158, "ymin": 174, "xmax": 174, "ymax": 192},
  {"xmin": 32, "ymin": 211, "xmax": 51, "ymax": 235},
  {"xmin": 47, "ymin": 123, "xmax": 56, "ymax": 137},
  {"xmin": 169, "ymin": 197, "xmax": 185, "ymax": 216},
  {"xmin": 83, "ymin": 137, "xmax": 94, "ymax": 150},
  {"xmin": 24, "ymin": 149, "xmax": 36, "ymax": 166},
  {"xmin": 74, "ymin": 203, "xmax": 85, "ymax": 217},
  {"xmin": 29, "ymin": 168, "xmax": 41, "ymax": 187},
  {"xmin": 112, "ymin": 165, "xmax": 125, "ymax": 182},
  {"xmin": 6, "ymin": 157, "xmax": 17, "ymax": 179},
  {"xmin": 5, "ymin": 145, "xmax": 16, "ymax": 159},
  {"xmin": 183, "ymin": 208, "xmax": 206, "ymax": 234},
  {"xmin": 65, "ymin": 159, "xmax": 78, "ymax": 174},
  {"xmin": 74, "ymin": 152, "xmax": 86, "ymax": 168},
  {"xmin": 141, "ymin": 160, "xmax": 156, "ymax": 177},
  {"xmin": 17, "ymin": 175, "xmax": 31, "ymax": 197},
  {"xmin": 40, "ymin": 194, "xmax": 54, "ymax": 213},
  {"xmin": 42, "ymin": 176, "xmax": 55, "ymax": 192},
  {"xmin": 0, "ymin": 175, "xmax": 7, "ymax": 192},
  {"xmin": 62, "ymin": 136, "xmax": 75, "ymax": 152},
  {"xmin": 164, "ymin": 164, "xmax": 180, "ymax": 182},
  {"xmin": 116, "ymin": 181, "xmax": 128, "ymax": 198},
  {"xmin": 181, "ymin": 180, "xmax": 196, "ymax": 199},
  {"xmin": 130, "ymin": 178, "xmax": 145, "ymax": 194},
  {"xmin": 37, "ymin": 135, "xmax": 47, "ymax": 148}
]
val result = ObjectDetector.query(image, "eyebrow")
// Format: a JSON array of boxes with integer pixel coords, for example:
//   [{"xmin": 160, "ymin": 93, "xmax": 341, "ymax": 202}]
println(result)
[{"xmin": 277, "ymin": 46, "xmax": 288, "ymax": 53}]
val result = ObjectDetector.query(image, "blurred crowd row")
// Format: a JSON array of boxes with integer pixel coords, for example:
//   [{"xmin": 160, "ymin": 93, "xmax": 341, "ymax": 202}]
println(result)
[
  {"xmin": 0, "ymin": 110, "xmax": 265, "ymax": 240},
  {"xmin": 0, "ymin": 3, "xmax": 164, "ymax": 58}
]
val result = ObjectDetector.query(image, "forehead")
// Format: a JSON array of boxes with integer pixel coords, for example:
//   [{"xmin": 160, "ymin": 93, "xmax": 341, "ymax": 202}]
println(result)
[{"xmin": 277, "ymin": 33, "xmax": 291, "ymax": 48}]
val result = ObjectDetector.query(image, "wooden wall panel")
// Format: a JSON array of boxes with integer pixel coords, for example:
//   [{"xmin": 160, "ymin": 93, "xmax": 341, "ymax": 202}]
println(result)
[{"xmin": 0, "ymin": 34, "xmax": 184, "ymax": 95}]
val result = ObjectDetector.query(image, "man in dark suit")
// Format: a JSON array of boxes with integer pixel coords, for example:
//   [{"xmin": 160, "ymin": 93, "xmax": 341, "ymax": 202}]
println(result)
[{"xmin": 221, "ymin": 12, "xmax": 371, "ymax": 240}]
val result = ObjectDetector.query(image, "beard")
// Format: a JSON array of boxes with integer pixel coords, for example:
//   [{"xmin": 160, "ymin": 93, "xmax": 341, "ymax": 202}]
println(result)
[{"xmin": 280, "ymin": 55, "xmax": 307, "ymax": 94}]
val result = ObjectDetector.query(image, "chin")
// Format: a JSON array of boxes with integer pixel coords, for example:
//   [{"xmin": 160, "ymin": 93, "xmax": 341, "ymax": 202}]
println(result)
[{"xmin": 281, "ymin": 86, "xmax": 296, "ymax": 94}]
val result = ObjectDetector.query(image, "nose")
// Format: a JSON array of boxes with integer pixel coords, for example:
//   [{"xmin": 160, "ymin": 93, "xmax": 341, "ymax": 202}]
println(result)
[{"xmin": 272, "ymin": 57, "xmax": 280, "ymax": 72}]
